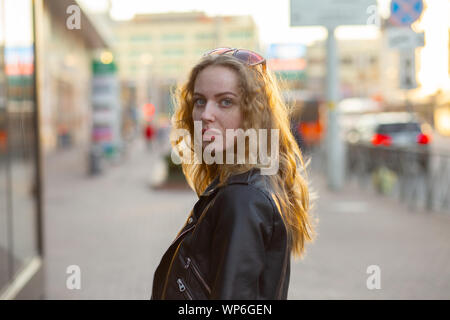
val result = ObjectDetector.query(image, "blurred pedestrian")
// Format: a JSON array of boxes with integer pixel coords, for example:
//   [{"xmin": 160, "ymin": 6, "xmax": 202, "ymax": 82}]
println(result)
[
  {"xmin": 151, "ymin": 48, "xmax": 316, "ymax": 300},
  {"xmin": 143, "ymin": 122, "xmax": 155, "ymax": 151}
]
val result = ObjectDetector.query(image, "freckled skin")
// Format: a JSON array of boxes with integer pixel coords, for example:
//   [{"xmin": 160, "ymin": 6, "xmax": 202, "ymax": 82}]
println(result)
[{"xmin": 192, "ymin": 65, "xmax": 243, "ymax": 151}]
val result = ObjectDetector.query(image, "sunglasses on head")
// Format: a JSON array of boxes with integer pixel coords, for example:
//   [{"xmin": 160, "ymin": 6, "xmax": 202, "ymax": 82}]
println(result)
[{"xmin": 203, "ymin": 47, "xmax": 266, "ymax": 72}]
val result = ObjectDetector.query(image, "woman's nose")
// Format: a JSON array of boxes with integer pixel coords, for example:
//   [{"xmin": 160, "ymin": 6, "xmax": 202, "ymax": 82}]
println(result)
[{"xmin": 200, "ymin": 101, "xmax": 216, "ymax": 122}]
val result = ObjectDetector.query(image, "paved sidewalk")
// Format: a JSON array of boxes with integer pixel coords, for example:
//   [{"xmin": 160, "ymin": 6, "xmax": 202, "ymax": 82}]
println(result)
[
  {"xmin": 43, "ymin": 140, "xmax": 197, "ymax": 299},
  {"xmin": 290, "ymin": 172, "xmax": 450, "ymax": 299},
  {"xmin": 43, "ymin": 140, "xmax": 450, "ymax": 299}
]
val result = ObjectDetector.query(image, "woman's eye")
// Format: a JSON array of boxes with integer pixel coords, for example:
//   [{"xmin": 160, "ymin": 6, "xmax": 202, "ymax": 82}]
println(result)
[
  {"xmin": 194, "ymin": 98, "xmax": 206, "ymax": 106},
  {"xmin": 221, "ymin": 98, "xmax": 232, "ymax": 107}
]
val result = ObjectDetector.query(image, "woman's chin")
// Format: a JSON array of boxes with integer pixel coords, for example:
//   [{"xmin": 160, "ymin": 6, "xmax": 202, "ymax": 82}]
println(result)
[
  {"xmin": 201, "ymin": 140, "xmax": 211, "ymax": 149},
  {"xmin": 201, "ymin": 141, "xmax": 225, "ymax": 155}
]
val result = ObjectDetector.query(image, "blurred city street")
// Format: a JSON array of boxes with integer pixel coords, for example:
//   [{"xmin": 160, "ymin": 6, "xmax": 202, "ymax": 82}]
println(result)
[
  {"xmin": 43, "ymin": 137, "xmax": 450, "ymax": 299},
  {"xmin": 1, "ymin": 0, "xmax": 450, "ymax": 300}
]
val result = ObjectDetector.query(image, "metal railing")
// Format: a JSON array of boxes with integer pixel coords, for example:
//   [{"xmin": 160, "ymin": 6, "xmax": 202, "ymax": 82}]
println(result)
[{"xmin": 308, "ymin": 143, "xmax": 450, "ymax": 214}]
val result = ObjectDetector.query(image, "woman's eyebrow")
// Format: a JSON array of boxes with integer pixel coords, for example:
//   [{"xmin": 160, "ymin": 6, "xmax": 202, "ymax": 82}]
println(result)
[
  {"xmin": 193, "ymin": 91, "xmax": 238, "ymax": 97},
  {"xmin": 215, "ymin": 92, "xmax": 238, "ymax": 98}
]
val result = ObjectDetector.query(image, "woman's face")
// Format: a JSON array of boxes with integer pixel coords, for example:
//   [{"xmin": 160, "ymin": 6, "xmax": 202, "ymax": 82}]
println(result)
[{"xmin": 192, "ymin": 65, "xmax": 243, "ymax": 151}]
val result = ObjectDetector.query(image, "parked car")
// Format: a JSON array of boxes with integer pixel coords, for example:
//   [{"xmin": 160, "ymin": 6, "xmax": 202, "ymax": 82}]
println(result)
[
  {"xmin": 344, "ymin": 112, "xmax": 431, "ymax": 147},
  {"xmin": 345, "ymin": 112, "xmax": 432, "ymax": 172},
  {"xmin": 371, "ymin": 113, "xmax": 430, "ymax": 148}
]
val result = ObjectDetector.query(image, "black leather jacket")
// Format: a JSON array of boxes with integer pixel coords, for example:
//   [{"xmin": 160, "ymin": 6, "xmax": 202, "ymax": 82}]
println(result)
[{"xmin": 151, "ymin": 168, "xmax": 291, "ymax": 300}]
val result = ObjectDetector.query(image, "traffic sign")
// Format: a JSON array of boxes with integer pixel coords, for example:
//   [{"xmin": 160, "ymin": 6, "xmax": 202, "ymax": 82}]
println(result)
[{"xmin": 389, "ymin": 0, "xmax": 423, "ymax": 26}]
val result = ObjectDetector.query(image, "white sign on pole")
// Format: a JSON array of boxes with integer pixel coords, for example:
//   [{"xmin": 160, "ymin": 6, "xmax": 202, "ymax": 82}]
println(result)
[
  {"xmin": 399, "ymin": 49, "xmax": 417, "ymax": 89},
  {"xmin": 387, "ymin": 28, "xmax": 424, "ymax": 49},
  {"xmin": 290, "ymin": 0, "xmax": 376, "ymax": 27},
  {"xmin": 289, "ymin": 0, "xmax": 378, "ymax": 190}
]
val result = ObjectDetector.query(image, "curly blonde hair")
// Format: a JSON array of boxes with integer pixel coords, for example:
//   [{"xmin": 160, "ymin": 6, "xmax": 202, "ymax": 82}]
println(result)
[{"xmin": 171, "ymin": 54, "xmax": 317, "ymax": 258}]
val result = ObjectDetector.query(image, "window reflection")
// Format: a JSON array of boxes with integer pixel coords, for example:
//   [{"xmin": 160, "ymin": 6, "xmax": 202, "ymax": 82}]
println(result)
[
  {"xmin": 0, "ymin": 0, "xmax": 39, "ymax": 292},
  {"xmin": 0, "ymin": 0, "xmax": 9, "ymax": 291}
]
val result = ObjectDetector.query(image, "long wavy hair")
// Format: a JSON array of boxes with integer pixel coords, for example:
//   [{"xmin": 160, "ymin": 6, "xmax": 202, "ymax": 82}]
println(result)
[{"xmin": 171, "ymin": 54, "xmax": 317, "ymax": 258}]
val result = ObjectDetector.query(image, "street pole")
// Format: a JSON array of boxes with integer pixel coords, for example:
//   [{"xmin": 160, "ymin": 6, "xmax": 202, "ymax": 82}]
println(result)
[{"xmin": 325, "ymin": 27, "xmax": 345, "ymax": 191}]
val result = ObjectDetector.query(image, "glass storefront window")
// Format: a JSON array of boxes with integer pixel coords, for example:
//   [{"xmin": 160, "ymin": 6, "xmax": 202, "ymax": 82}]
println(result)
[
  {"xmin": 0, "ymin": 0, "xmax": 40, "ymax": 294},
  {"xmin": 0, "ymin": 0, "xmax": 10, "ymax": 291}
]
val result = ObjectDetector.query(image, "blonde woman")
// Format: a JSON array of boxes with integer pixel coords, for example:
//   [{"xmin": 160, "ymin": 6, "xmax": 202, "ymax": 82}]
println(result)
[{"xmin": 151, "ymin": 48, "xmax": 316, "ymax": 300}]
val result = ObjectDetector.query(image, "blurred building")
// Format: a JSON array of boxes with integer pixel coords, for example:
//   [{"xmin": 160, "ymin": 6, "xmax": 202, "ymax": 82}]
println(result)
[
  {"xmin": 305, "ymin": 38, "xmax": 382, "ymax": 100},
  {"xmin": 111, "ymin": 12, "xmax": 259, "ymax": 80},
  {"xmin": 107, "ymin": 11, "xmax": 260, "ymax": 116},
  {"xmin": 38, "ymin": 0, "xmax": 108, "ymax": 153}
]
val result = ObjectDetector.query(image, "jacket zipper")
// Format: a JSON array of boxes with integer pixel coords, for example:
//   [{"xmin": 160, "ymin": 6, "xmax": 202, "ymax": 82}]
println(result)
[
  {"xmin": 183, "ymin": 257, "xmax": 211, "ymax": 296},
  {"xmin": 176, "ymin": 194, "xmax": 216, "ymax": 297},
  {"xmin": 177, "ymin": 278, "xmax": 193, "ymax": 300},
  {"xmin": 169, "ymin": 192, "xmax": 218, "ymax": 299}
]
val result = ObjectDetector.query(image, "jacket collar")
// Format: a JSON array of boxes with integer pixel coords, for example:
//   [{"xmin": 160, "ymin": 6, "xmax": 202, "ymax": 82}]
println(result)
[
  {"xmin": 200, "ymin": 176, "xmax": 220, "ymax": 197},
  {"xmin": 199, "ymin": 168, "xmax": 261, "ymax": 197}
]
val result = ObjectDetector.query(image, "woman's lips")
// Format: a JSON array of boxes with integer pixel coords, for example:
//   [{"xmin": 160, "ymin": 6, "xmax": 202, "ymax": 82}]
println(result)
[{"xmin": 202, "ymin": 128, "xmax": 220, "ymax": 141}]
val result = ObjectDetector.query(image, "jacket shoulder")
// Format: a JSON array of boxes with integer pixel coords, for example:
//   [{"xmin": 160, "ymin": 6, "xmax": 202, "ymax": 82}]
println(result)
[{"xmin": 212, "ymin": 182, "xmax": 277, "ymax": 227}]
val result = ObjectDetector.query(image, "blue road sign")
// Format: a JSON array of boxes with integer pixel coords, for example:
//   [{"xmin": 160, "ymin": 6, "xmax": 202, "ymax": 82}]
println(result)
[{"xmin": 390, "ymin": 0, "xmax": 424, "ymax": 26}]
